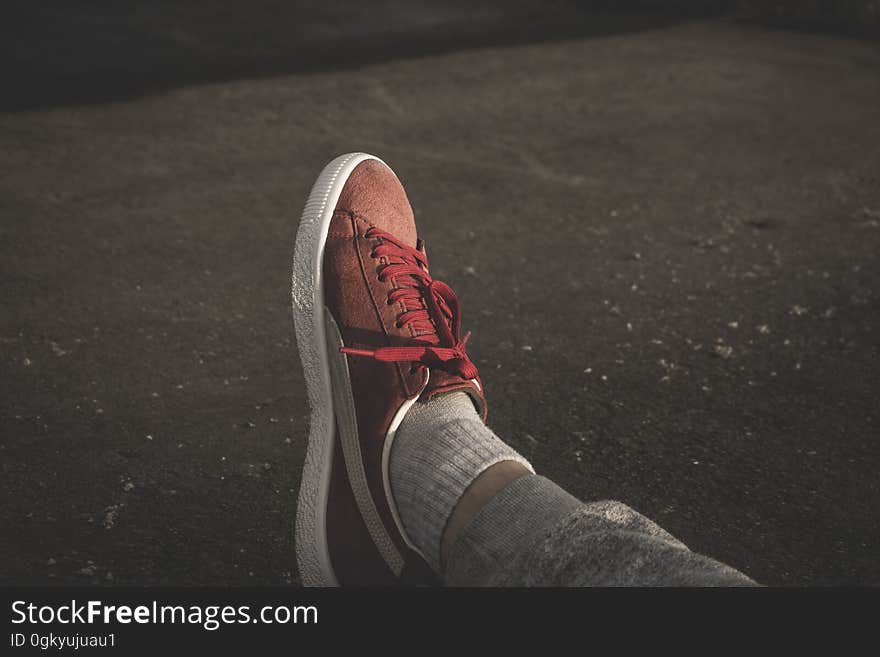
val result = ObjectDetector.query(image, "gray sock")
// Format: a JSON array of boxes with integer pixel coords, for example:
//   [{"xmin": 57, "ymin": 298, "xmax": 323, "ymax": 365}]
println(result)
[{"xmin": 389, "ymin": 391, "xmax": 533, "ymax": 574}]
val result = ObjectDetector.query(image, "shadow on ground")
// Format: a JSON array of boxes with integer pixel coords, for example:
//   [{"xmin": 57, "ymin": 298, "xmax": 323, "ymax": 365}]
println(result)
[{"xmin": 0, "ymin": 1, "xmax": 692, "ymax": 113}]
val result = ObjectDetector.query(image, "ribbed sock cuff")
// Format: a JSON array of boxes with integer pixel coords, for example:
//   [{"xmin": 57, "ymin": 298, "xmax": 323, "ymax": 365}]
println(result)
[{"xmin": 389, "ymin": 393, "xmax": 533, "ymax": 574}]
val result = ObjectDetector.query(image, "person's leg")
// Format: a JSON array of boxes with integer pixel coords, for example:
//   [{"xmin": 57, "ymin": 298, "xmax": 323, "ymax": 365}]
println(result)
[
  {"xmin": 391, "ymin": 392, "xmax": 755, "ymax": 586},
  {"xmin": 445, "ymin": 477, "xmax": 756, "ymax": 586}
]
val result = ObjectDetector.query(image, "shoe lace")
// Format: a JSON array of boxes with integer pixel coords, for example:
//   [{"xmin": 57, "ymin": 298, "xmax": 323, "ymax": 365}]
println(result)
[{"xmin": 339, "ymin": 227, "xmax": 479, "ymax": 380}]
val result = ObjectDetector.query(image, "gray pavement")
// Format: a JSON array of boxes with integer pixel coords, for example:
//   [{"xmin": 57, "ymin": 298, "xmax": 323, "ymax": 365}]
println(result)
[{"xmin": 1, "ymin": 4, "xmax": 879, "ymax": 585}]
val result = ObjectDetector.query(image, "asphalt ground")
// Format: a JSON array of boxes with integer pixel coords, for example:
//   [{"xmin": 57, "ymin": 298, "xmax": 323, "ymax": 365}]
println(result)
[{"xmin": 1, "ymin": 3, "xmax": 879, "ymax": 585}]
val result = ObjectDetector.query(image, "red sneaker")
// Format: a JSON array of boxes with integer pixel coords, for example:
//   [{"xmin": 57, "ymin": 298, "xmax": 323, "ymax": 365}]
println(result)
[{"xmin": 292, "ymin": 153, "xmax": 487, "ymax": 586}]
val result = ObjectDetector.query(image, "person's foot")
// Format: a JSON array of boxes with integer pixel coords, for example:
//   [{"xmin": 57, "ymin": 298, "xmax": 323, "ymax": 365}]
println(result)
[{"xmin": 292, "ymin": 153, "xmax": 486, "ymax": 586}]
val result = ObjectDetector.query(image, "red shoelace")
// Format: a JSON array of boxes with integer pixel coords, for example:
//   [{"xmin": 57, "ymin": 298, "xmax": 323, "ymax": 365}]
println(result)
[{"xmin": 339, "ymin": 227, "xmax": 479, "ymax": 380}]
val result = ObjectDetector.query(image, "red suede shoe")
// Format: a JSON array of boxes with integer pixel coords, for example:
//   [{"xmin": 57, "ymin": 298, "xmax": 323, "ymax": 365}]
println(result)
[{"xmin": 292, "ymin": 153, "xmax": 487, "ymax": 586}]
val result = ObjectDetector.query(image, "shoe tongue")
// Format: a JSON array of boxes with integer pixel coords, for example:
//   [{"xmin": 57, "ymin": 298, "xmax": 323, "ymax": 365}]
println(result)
[
  {"xmin": 336, "ymin": 159, "xmax": 418, "ymax": 247},
  {"xmin": 422, "ymin": 370, "xmax": 487, "ymax": 420}
]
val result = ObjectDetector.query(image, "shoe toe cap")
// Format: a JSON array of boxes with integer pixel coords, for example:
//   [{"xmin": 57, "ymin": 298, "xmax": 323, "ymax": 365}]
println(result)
[{"xmin": 334, "ymin": 158, "xmax": 417, "ymax": 247}]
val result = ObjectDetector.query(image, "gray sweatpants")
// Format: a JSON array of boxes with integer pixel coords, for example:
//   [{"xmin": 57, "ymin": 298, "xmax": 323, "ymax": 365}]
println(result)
[{"xmin": 445, "ymin": 475, "xmax": 755, "ymax": 586}]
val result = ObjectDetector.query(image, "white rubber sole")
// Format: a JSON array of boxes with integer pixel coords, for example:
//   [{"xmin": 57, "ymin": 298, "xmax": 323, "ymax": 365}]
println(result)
[{"xmin": 291, "ymin": 152, "xmax": 386, "ymax": 587}]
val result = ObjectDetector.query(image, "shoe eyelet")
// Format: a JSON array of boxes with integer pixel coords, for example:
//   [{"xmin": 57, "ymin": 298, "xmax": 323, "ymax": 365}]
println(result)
[
  {"xmin": 386, "ymin": 299, "xmax": 394, "ymax": 306},
  {"xmin": 395, "ymin": 321, "xmax": 402, "ymax": 329},
  {"xmin": 409, "ymin": 365, "xmax": 418, "ymax": 375}
]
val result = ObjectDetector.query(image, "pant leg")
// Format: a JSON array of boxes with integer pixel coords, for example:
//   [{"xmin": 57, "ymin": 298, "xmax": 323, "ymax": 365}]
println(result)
[{"xmin": 444, "ymin": 474, "xmax": 756, "ymax": 586}]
